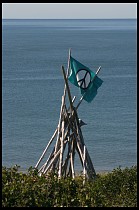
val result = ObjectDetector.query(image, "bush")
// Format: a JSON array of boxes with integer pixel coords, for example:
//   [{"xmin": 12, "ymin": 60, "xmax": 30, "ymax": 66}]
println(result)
[{"xmin": 2, "ymin": 165, "xmax": 137, "ymax": 207}]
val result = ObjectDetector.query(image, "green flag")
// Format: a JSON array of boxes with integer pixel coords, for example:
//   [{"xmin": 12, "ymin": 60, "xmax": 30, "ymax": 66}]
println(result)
[{"xmin": 68, "ymin": 56, "xmax": 103, "ymax": 103}]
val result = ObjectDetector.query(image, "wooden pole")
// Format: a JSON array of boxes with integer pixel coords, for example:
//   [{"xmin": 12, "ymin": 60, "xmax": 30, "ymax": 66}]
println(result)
[
  {"xmin": 53, "ymin": 50, "xmax": 71, "ymax": 156},
  {"xmin": 62, "ymin": 65, "xmax": 74, "ymax": 113},
  {"xmin": 38, "ymin": 145, "xmax": 56, "ymax": 174},
  {"xmin": 83, "ymin": 145, "xmax": 86, "ymax": 184},
  {"xmin": 54, "ymin": 95, "xmax": 65, "ymax": 154},
  {"xmin": 35, "ymin": 128, "xmax": 58, "ymax": 168},
  {"xmin": 68, "ymin": 138, "xmax": 75, "ymax": 178},
  {"xmin": 61, "ymin": 48, "xmax": 71, "ymax": 104},
  {"xmin": 58, "ymin": 120, "xmax": 65, "ymax": 178},
  {"xmin": 77, "ymin": 127, "xmax": 96, "ymax": 178},
  {"xmin": 77, "ymin": 122, "xmax": 96, "ymax": 177},
  {"xmin": 73, "ymin": 109, "xmax": 96, "ymax": 179},
  {"xmin": 67, "ymin": 48, "xmax": 71, "ymax": 76},
  {"xmin": 62, "ymin": 136, "xmax": 71, "ymax": 177},
  {"xmin": 53, "ymin": 54, "xmax": 72, "ymax": 154},
  {"xmin": 43, "ymin": 148, "xmax": 61, "ymax": 174}
]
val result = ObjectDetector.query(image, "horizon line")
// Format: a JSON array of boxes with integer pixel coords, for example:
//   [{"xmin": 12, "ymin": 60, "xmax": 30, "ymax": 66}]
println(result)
[{"xmin": 2, "ymin": 18, "xmax": 137, "ymax": 20}]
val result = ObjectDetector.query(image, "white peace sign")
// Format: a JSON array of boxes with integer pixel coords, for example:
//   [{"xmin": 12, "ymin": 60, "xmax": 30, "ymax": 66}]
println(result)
[{"xmin": 76, "ymin": 69, "xmax": 91, "ymax": 89}]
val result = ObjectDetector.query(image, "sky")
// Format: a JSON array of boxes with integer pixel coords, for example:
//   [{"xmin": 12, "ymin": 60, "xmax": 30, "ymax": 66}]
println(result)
[{"xmin": 2, "ymin": 3, "xmax": 137, "ymax": 19}]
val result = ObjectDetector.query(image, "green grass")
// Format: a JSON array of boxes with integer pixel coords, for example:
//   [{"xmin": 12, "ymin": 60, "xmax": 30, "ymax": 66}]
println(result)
[{"xmin": 2, "ymin": 165, "xmax": 137, "ymax": 207}]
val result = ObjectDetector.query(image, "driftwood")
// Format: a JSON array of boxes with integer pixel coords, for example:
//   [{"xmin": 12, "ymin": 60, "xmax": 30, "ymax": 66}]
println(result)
[{"xmin": 35, "ymin": 62, "xmax": 96, "ymax": 181}]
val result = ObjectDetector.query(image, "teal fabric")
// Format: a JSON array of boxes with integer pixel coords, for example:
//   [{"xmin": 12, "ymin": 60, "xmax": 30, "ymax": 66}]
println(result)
[{"xmin": 68, "ymin": 56, "xmax": 103, "ymax": 103}]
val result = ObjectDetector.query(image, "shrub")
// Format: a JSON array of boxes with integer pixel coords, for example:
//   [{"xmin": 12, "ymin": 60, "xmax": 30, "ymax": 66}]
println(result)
[{"xmin": 2, "ymin": 165, "xmax": 137, "ymax": 207}]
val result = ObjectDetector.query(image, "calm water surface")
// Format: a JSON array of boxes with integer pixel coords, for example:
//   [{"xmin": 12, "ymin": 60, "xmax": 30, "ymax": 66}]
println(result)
[{"xmin": 2, "ymin": 19, "xmax": 137, "ymax": 173}]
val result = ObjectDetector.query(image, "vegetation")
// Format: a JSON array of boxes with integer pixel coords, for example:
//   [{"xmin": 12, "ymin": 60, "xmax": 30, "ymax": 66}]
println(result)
[{"xmin": 2, "ymin": 165, "xmax": 137, "ymax": 207}]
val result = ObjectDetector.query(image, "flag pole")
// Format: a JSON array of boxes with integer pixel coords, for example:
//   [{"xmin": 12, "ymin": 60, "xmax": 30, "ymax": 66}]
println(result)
[
  {"xmin": 67, "ymin": 48, "xmax": 71, "ymax": 77},
  {"xmin": 62, "ymin": 48, "xmax": 71, "ymax": 99},
  {"xmin": 76, "ymin": 66, "xmax": 101, "ymax": 110},
  {"xmin": 62, "ymin": 65, "xmax": 74, "ymax": 112}
]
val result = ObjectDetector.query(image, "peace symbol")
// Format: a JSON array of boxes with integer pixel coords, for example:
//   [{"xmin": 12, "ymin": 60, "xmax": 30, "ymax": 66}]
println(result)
[{"xmin": 76, "ymin": 69, "xmax": 91, "ymax": 90}]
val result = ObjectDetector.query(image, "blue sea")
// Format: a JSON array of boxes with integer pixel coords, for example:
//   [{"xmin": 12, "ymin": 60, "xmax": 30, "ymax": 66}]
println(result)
[{"xmin": 2, "ymin": 19, "xmax": 137, "ymax": 173}]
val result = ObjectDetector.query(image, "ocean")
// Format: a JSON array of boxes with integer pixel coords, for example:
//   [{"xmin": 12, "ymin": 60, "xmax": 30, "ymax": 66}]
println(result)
[{"xmin": 2, "ymin": 19, "xmax": 137, "ymax": 173}]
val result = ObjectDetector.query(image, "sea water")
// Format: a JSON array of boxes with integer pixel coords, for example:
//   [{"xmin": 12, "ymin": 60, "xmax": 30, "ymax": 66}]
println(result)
[{"xmin": 2, "ymin": 19, "xmax": 137, "ymax": 173}]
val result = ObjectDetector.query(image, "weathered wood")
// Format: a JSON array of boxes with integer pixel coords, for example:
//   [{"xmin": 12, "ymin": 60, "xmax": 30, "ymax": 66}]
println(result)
[
  {"xmin": 83, "ymin": 145, "xmax": 86, "ymax": 179},
  {"xmin": 62, "ymin": 136, "xmax": 71, "ymax": 177},
  {"xmin": 76, "ymin": 140, "xmax": 84, "ymax": 167},
  {"xmin": 78, "ymin": 124, "xmax": 96, "ymax": 177},
  {"xmin": 58, "ymin": 120, "xmax": 65, "ymax": 178},
  {"xmin": 74, "ymin": 108, "xmax": 96, "ymax": 177},
  {"xmin": 43, "ymin": 148, "xmax": 61, "ymax": 174},
  {"xmin": 35, "ymin": 61, "xmax": 97, "ymax": 182},
  {"xmin": 54, "ymin": 94, "xmax": 66, "ymax": 154},
  {"xmin": 38, "ymin": 146, "xmax": 55, "ymax": 173},
  {"xmin": 62, "ymin": 65, "xmax": 73, "ymax": 113},
  {"xmin": 67, "ymin": 48, "xmax": 71, "ymax": 76},
  {"xmin": 70, "ymin": 139, "xmax": 75, "ymax": 179},
  {"xmin": 35, "ymin": 127, "xmax": 58, "ymax": 168}
]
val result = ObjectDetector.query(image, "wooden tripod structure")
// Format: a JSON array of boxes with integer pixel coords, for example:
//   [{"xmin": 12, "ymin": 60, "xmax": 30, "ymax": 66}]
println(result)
[{"xmin": 35, "ymin": 64, "xmax": 96, "ymax": 180}]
